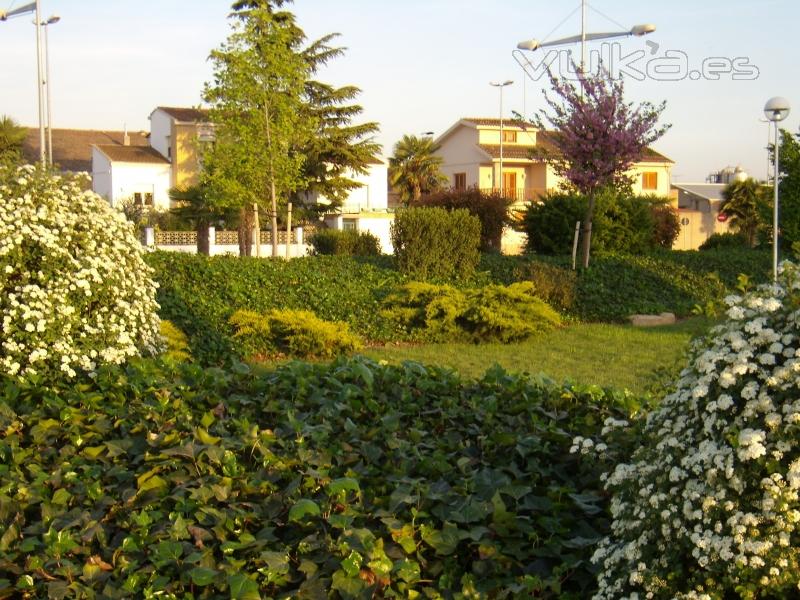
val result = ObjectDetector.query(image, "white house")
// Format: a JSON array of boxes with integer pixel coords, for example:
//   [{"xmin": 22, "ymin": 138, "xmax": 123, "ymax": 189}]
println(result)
[
  {"xmin": 91, "ymin": 144, "xmax": 171, "ymax": 210},
  {"xmin": 314, "ymin": 159, "xmax": 395, "ymax": 254}
]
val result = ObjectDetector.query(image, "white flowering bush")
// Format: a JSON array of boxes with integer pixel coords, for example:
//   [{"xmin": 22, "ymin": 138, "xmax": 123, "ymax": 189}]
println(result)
[
  {"xmin": 592, "ymin": 261, "xmax": 800, "ymax": 599},
  {"xmin": 0, "ymin": 164, "xmax": 161, "ymax": 380}
]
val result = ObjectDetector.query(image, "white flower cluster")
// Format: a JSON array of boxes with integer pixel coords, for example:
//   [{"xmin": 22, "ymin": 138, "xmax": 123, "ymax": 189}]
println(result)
[
  {"xmin": 0, "ymin": 164, "xmax": 161, "ymax": 380},
  {"xmin": 593, "ymin": 262, "xmax": 800, "ymax": 599}
]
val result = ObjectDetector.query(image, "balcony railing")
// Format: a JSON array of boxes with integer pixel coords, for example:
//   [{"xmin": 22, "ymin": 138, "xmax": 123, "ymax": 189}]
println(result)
[{"xmin": 479, "ymin": 187, "xmax": 547, "ymax": 203}]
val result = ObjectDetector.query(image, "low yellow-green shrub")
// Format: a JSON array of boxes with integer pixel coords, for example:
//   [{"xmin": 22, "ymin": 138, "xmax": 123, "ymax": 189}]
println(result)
[
  {"xmin": 382, "ymin": 281, "xmax": 561, "ymax": 343},
  {"xmin": 229, "ymin": 309, "xmax": 362, "ymax": 360}
]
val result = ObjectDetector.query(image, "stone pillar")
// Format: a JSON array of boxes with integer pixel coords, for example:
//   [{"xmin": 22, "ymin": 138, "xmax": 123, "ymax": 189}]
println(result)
[{"xmin": 144, "ymin": 226, "xmax": 155, "ymax": 248}]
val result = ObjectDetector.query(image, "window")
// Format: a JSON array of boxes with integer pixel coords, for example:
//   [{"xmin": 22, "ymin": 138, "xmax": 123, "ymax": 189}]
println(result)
[
  {"xmin": 454, "ymin": 172, "xmax": 466, "ymax": 190},
  {"xmin": 642, "ymin": 171, "xmax": 658, "ymax": 190},
  {"xmin": 502, "ymin": 130, "xmax": 517, "ymax": 143},
  {"xmin": 133, "ymin": 192, "xmax": 154, "ymax": 207},
  {"xmin": 342, "ymin": 218, "xmax": 357, "ymax": 231}
]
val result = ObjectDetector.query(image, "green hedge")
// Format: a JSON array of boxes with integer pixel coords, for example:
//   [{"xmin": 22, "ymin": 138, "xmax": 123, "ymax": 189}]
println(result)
[
  {"xmin": 145, "ymin": 252, "xmax": 404, "ymax": 364},
  {"xmin": 308, "ymin": 229, "xmax": 382, "ymax": 256},
  {"xmin": 391, "ymin": 207, "xmax": 481, "ymax": 280},
  {"xmin": 0, "ymin": 356, "xmax": 640, "ymax": 598}
]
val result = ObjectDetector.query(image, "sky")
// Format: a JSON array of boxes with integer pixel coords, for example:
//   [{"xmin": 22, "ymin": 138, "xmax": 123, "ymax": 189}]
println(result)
[{"xmin": 1, "ymin": 0, "xmax": 798, "ymax": 182}]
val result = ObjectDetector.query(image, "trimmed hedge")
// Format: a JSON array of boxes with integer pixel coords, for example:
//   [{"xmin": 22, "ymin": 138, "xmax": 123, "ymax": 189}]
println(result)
[
  {"xmin": 0, "ymin": 356, "xmax": 640, "ymax": 598},
  {"xmin": 308, "ymin": 229, "xmax": 382, "ymax": 256},
  {"xmin": 391, "ymin": 207, "xmax": 481, "ymax": 280},
  {"xmin": 416, "ymin": 187, "xmax": 514, "ymax": 251}
]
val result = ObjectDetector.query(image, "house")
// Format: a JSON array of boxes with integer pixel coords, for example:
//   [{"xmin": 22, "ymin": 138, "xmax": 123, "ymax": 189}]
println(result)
[
  {"xmin": 434, "ymin": 118, "xmax": 674, "ymax": 201},
  {"xmin": 671, "ymin": 182, "xmax": 731, "ymax": 250},
  {"xmin": 307, "ymin": 159, "xmax": 395, "ymax": 253},
  {"xmin": 90, "ymin": 107, "xmax": 210, "ymax": 210},
  {"xmin": 434, "ymin": 117, "xmax": 675, "ymax": 253}
]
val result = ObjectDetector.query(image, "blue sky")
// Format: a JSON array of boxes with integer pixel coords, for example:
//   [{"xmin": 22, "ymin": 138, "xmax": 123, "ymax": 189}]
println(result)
[{"xmin": 1, "ymin": 0, "xmax": 798, "ymax": 181}]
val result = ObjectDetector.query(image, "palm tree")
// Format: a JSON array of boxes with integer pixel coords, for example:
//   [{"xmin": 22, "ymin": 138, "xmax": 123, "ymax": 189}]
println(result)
[
  {"xmin": 0, "ymin": 115, "xmax": 27, "ymax": 163},
  {"xmin": 720, "ymin": 178, "xmax": 770, "ymax": 248},
  {"xmin": 389, "ymin": 135, "xmax": 447, "ymax": 205}
]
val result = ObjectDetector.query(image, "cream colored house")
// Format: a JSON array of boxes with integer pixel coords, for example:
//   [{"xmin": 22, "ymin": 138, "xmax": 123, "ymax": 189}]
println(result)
[{"xmin": 434, "ymin": 118, "xmax": 674, "ymax": 201}]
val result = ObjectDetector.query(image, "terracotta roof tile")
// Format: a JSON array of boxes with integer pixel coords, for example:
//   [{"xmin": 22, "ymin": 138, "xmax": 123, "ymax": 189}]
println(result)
[
  {"xmin": 94, "ymin": 144, "xmax": 169, "ymax": 164},
  {"xmin": 23, "ymin": 128, "xmax": 149, "ymax": 172}
]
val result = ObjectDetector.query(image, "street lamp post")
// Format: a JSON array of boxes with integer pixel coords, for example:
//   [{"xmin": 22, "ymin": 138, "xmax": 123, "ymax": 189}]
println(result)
[
  {"xmin": 42, "ymin": 15, "xmax": 60, "ymax": 166},
  {"xmin": 764, "ymin": 96, "xmax": 792, "ymax": 282},
  {"xmin": 0, "ymin": 1, "xmax": 45, "ymax": 164},
  {"xmin": 514, "ymin": 0, "xmax": 655, "ymax": 77},
  {"xmin": 490, "ymin": 80, "xmax": 513, "ymax": 197}
]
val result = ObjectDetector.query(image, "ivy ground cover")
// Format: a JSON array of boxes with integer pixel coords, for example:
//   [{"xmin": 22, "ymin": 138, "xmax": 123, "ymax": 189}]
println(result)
[{"xmin": 0, "ymin": 357, "xmax": 639, "ymax": 598}]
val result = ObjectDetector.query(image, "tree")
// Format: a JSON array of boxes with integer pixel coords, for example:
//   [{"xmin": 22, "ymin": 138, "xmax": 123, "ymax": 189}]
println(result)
[
  {"xmin": 219, "ymin": 0, "xmax": 381, "ymax": 227},
  {"xmin": 203, "ymin": 0, "xmax": 310, "ymax": 257},
  {"xmin": 169, "ymin": 185, "xmax": 233, "ymax": 256},
  {"xmin": 533, "ymin": 68, "xmax": 669, "ymax": 268},
  {"xmin": 775, "ymin": 128, "xmax": 800, "ymax": 248},
  {"xmin": 389, "ymin": 135, "xmax": 447, "ymax": 205},
  {"xmin": 0, "ymin": 115, "xmax": 27, "ymax": 164},
  {"xmin": 720, "ymin": 178, "xmax": 768, "ymax": 247},
  {"xmin": 295, "ymin": 35, "xmax": 381, "ymax": 207}
]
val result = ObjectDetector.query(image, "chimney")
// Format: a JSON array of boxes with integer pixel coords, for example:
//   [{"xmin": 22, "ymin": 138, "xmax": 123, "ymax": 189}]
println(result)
[{"xmin": 123, "ymin": 123, "xmax": 130, "ymax": 146}]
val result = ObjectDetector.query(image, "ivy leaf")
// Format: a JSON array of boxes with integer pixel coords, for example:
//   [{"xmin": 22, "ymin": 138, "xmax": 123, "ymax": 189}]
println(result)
[
  {"xmin": 288, "ymin": 499, "xmax": 321, "ymax": 522},
  {"xmin": 340, "ymin": 550, "xmax": 363, "ymax": 578},
  {"xmin": 327, "ymin": 477, "xmax": 360, "ymax": 496},
  {"xmin": 189, "ymin": 567, "xmax": 217, "ymax": 586},
  {"xmin": 228, "ymin": 573, "xmax": 261, "ymax": 600}
]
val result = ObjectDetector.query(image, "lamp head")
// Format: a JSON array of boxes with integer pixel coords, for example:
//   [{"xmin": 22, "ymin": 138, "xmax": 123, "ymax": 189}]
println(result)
[
  {"xmin": 516, "ymin": 39, "xmax": 540, "ymax": 51},
  {"xmin": 630, "ymin": 23, "xmax": 656, "ymax": 36},
  {"xmin": 764, "ymin": 97, "xmax": 791, "ymax": 122},
  {"xmin": 46, "ymin": 15, "xmax": 61, "ymax": 25}
]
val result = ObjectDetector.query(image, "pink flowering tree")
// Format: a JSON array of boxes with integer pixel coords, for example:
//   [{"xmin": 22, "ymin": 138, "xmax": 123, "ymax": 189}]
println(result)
[{"xmin": 533, "ymin": 68, "xmax": 670, "ymax": 267}]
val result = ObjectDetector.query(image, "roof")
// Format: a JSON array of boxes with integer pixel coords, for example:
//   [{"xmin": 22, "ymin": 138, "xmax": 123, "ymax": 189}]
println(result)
[
  {"xmin": 153, "ymin": 106, "xmax": 210, "ymax": 123},
  {"xmin": 94, "ymin": 144, "xmax": 170, "ymax": 164},
  {"xmin": 671, "ymin": 183, "xmax": 726, "ymax": 202},
  {"xmin": 22, "ymin": 128, "xmax": 149, "ymax": 172},
  {"xmin": 462, "ymin": 117, "xmax": 532, "ymax": 128}
]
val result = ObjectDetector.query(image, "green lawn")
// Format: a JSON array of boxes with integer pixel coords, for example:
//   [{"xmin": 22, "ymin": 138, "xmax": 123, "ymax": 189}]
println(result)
[{"xmin": 361, "ymin": 318, "xmax": 711, "ymax": 394}]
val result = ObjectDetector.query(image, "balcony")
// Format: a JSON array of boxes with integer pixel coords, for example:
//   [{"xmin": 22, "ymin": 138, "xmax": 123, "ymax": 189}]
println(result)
[{"xmin": 479, "ymin": 187, "xmax": 547, "ymax": 203}]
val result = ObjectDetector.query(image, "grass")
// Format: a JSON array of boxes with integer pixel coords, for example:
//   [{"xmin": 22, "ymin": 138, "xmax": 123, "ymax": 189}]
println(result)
[{"xmin": 361, "ymin": 318, "xmax": 712, "ymax": 395}]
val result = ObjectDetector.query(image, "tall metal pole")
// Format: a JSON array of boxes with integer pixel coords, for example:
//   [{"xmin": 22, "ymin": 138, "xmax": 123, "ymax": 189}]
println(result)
[
  {"xmin": 580, "ymin": 0, "xmax": 587, "ymax": 72},
  {"xmin": 34, "ymin": 0, "xmax": 45, "ymax": 164},
  {"xmin": 773, "ymin": 121, "xmax": 780, "ymax": 282},
  {"xmin": 44, "ymin": 20, "xmax": 54, "ymax": 165},
  {"xmin": 499, "ymin": 86, "xmax": 504, "ymax": 197}
]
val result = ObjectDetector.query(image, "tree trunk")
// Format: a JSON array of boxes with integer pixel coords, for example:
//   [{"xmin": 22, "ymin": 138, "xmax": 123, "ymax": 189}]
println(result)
[
  {"xmin": 197, "ymin": 222, "xmax": 210, "ymax": 256},
  {"xmin": 580, "ymin": 194, "xmax": 596, "ymax": 269},
  {"xmin": 238, "ymin": 206, "xmax": 253, "ymax": 257}
]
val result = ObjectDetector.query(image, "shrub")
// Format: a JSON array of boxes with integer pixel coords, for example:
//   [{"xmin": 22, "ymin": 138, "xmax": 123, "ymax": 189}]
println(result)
[
  {"xmin": 519, "ymin": 261, "xmax": 578, "ymax": 312},
  {"xmin": 382, "ymin": 281, "xmax": 561, "ymax": 342},
  {"xmin": 650, "ymin": 202, "xmax": 681, "ymax": 248},
  {"xmin": 308, "ymin": 228, "xmax": 381, "ymax": 256},
  {"xmin": 698, "ymin": 231, "xmax": 749, "ymax": 251},
  {"xmin": 391, "ymin": 207, "xmax": 480, "ymax": 279},
  {"xmin": 0, "ymin": 355, "xmax": 640, "ymax": 598},
  {"xmin": 160, "ymin": 320, "xmax": 191, "ymax": 362},
  {"xmin": 417, "ymin": 187, "xmax": 514, "ymax": 251},
  {"xmin": 521, "ymin": 191, "xmax": 678, "ymax": 255},
  {"xmin": 592, "ymin": 261, "xmax": 800, "ymax": 599},
  {"xmin": 229, "ymin": 308, "xmax": 362, "ymax": 359},
  {"xmin": 0, "ymin": 164, "xmax": 161, "ymax": 381}
]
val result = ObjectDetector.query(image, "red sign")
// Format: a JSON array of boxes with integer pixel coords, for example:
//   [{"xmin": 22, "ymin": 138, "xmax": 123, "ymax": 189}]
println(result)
[{"xmin": 717, "ymin": 213, "xmax": 728, "ymax": 222}]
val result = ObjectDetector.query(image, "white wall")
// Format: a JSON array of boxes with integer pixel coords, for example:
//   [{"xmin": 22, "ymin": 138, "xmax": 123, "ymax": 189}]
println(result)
[
  {"xmin": 437, "ymin": 125, "xmax": 488, "ymax": 189},
  {"xmin": 91, "ymin": 147, "xmax": 113, "ymax": 201},
  {"xmin": 149, "ymin": 109, "xmax": 173, "ymax": 160},
  {"xmin": 313, "ymin": 162, "xmax": 388, "ymax": 212},
  {"xmin": 323, "ymin": 213, "xmax": 394, "ymax": 254},
  {"xmin": 107, "ymin": 162, "xmax": 172, "ymax": 210}
]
